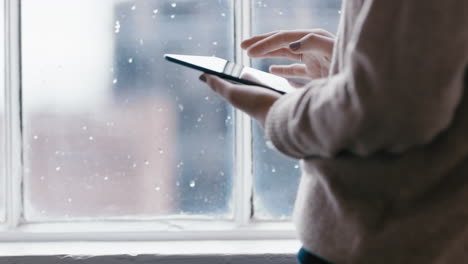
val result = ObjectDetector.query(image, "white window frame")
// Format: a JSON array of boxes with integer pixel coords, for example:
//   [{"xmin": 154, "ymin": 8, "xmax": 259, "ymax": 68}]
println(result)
[{"xmin": 1, "ymin": 0, "xmax": 297, "ymax": 243}]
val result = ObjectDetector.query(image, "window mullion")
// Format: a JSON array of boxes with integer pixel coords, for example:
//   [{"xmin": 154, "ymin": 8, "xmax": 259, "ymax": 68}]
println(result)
[
  {"xmin": 5, "ymin": 0, "xmax": 22, "ymax": 229},
  {"xmin": 234, "ymin": 0, "xmax": 253, "ymax": 226}
]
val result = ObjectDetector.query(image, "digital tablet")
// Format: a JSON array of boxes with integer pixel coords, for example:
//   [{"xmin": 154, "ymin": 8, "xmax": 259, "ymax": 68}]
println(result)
[{"xmin": 164, "ymin": 54, "xmax": 295, "ymax": 94}]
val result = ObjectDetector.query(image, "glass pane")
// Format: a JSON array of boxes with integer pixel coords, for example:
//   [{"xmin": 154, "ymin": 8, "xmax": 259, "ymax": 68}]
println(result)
[
  {"xmin": 252, "ymin": 0, "xmax": 342, "ymax": 219},
  {"xmin": 22, "ymin": 0, "xmax": 234, "ymax": 221},
  {"xmin": 0, "ymin": 0, "xmax": 5, "ymax": 222}
]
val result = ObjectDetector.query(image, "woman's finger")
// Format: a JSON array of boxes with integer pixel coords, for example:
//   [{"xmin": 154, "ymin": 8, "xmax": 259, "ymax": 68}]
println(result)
[
  {"xmin": 241, "ymin": 31, "xmax": 278, "ymax": 49},
  {"xmin": 288, "ymin": 80, "xmax": 308, "ymax": 89},
  {"xmin": 201, "ymin": 74, "xmax": 236, "ymax": 100},
  {"xmin": 240, "ymin": 72, "xmax": 263, "ymax": 84},
  {"xmin": 311, "ymin": 28, "xmax": 335, "ymax": 39},
  {"xmin": 201, "ymin": 74, "xmax": 269, "ymax": 109},
  {"xmin": 289, "ymin": 33, "xmax": 335, "ymax": 56},
  {"xmin": 241, "ymin": 29, "xmax": 335, "ymax": 50},
  {"xmin": 246, "ymin": 31, "xmax": 323, "ymax": 57},
  {"xmin": 258, "ymin": 48, "xmax": 302, "ymax": 61},
  {"xmin": 200, "ymin": 74, "xmax": 280, "ymax": 127},
  {"xmin": 269, "ymin": 64, "xmax": 309, "ymax": 79},
  {"xmin": 242, "ymin": 31, "xmax": 308, "ymax": 51}
]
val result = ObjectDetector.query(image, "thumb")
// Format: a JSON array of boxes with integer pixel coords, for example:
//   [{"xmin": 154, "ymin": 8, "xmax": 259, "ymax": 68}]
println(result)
[
  {"xmin": 289, "ymin": 33, "xmax": 334, "ymax": 55},
  {"xmin": 201, "ymin": 74, "xmax": 233, "ymax": 96},
  {"xmin": 240, "ymin": 72, "xmax": 265, "ymax": 86}
]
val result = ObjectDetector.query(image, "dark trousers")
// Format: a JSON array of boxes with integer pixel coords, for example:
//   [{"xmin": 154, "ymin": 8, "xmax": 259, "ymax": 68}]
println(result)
[{"xmin": 297, "ymin": 248, "xmax": 334, "ymax": 264}]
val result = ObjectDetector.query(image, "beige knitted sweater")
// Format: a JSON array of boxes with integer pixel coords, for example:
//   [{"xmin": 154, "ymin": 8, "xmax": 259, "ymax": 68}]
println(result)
[{"xmin": 265, "ymin": 0, "xmax": 468, "ymax": 263}]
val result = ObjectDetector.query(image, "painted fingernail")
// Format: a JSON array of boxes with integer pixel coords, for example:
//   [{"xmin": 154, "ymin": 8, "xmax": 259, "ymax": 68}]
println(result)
[
  {"xmin": 289, "ymin": 41, "xmax": 301, "ymax": 51},
  {"xmin": 199, "ymin": 75, "xmax": 206, "ymax": 82}
]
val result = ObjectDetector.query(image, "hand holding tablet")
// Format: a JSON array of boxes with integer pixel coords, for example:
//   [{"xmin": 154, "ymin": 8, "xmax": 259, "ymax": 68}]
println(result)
[{"xmin": 164, "ymin": 54, "xmax": 295, "ymax": 95}]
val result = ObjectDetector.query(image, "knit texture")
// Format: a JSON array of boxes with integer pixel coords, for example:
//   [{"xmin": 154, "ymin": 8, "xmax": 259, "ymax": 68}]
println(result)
[{"xmin": 264, "ymin": 0, "xmax": 468, "ymax": 263}]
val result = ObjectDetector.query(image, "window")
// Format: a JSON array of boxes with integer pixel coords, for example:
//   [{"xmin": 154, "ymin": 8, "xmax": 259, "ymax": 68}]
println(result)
[
  {"xmin": 2, "ymin": 0, "xmax": 341, "ymax": 239},
  {"xmin": 0, "ymin": 0, "xmax": 5, "ymax": 222},
  {"xmin": 22, "ymin": 0, "xmax": 234, "ymax": 221},
  {"xmin": 252, "ymin": 0, "xmax": 341, "ymax": 219}
]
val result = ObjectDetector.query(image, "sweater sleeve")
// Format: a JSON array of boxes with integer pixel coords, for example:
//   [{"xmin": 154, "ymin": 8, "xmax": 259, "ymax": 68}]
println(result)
[{"xmin": 265, "ymin": 0, "xmax": 468, "ymax": 159}]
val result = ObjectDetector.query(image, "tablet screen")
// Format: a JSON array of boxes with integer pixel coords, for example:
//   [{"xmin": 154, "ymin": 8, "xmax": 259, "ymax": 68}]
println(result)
[{"xmin": 165, "ymin": 54, "xmax": 295, "ymax": 94}]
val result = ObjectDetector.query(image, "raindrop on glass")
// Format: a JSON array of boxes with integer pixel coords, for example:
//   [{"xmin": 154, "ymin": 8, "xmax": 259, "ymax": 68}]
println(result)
[
  {"xmin": 114, "ymin": 20, "xmax": 121, "ymax": 33},
  {"xmin": 170, "ymin": 14, "xmax": 175, "ymax": 19},
  {"xmin": 171, "ymin": 3, "xmax": 177, "ymax": 8},
  {"xmin": 55, "ymin": 166, "xmax": 61, "ymax": 171},
  {"xmin": 225, "ymin": 115, "xmax": 232, "ymax": 125},
  {"xmin": 113, "ymin": 78, "xmax": 118, "ymax": 84},
  {"xmin": 128, "ymin": 57, "xmax": 133, "ymax": 63},
  {"xmin": 197, "ymin": 114, "xmax": 204, "ymax": 122},
  {"xmin": 189, "ymin": 180, "xmax": 196, "ymax": 188},
  {"xmin": 153, "ymin": 9, "xmax": 159, "ymax": 14}
]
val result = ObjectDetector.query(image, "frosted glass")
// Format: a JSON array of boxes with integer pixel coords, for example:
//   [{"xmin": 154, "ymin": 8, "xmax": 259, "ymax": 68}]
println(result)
[
  {"xmin": 22, "ymin": 0, "xmax": 234, "ymax": 221},
  {"xmin": 252, "ymin": 0, "xmax": 342, "ymax": 219}
]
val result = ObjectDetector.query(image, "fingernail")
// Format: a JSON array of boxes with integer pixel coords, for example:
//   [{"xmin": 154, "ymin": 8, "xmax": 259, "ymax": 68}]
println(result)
[
  {"xmin": 289, "ymin": 41, "xmax": 301, "ymax": 51},
  {"xmin": 199, "ymin": 75, "xmax": 206, "ymax": 82}
]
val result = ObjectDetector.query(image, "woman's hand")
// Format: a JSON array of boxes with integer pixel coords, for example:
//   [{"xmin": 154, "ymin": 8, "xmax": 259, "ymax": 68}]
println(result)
[
  {"xmin": 198, "ymin": 29, "xmax": 334, "ymax": 128},
  {"xmin": 199, "ymin": 74, "xmax": 280, "ymax": 128},
  {"xmin": 241, "ymin": 29, "xmax": 335, "ymax": 81}
]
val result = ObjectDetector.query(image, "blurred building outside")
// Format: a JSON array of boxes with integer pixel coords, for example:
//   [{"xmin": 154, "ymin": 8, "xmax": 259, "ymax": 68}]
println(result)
[{"xmin": 19, "ymin": 0, "xmax": 341, "ymax": 221}]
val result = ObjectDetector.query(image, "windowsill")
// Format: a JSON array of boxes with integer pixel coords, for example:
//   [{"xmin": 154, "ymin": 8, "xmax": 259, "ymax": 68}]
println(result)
[
  {"xmin": 0, "ymin": 220, "xmax": 300, "ymax": 259},
  {"xmin": 0, "ymin": 220, "xmax": 296, "ymax": 241},
  {"xmin": 0, "ymin": 240, "xmax": 301, "ymax": 257}
]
